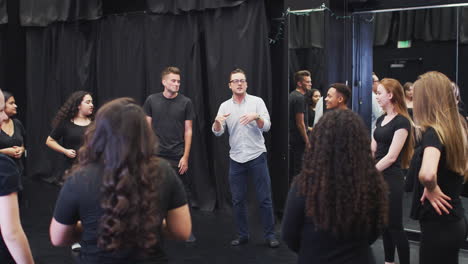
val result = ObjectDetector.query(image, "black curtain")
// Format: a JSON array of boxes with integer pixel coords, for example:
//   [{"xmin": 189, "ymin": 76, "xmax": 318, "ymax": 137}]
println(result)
[
  {"xmin": 288, "ymin": 12, "xmax": 326, "ymax": 93},
  {"xmin": 25, "ymin": 0, "xmax": 272, "ymax": 211},
  {"xmin": 0, "ymin": 0, "xmax": 7, "ymax": 24},
  {"xmin": 20, "ymin": 0, "xmax": 102, "ymax": 26},
  {"xmin": 373, "ymin": 7, "xmax": 466, "ymax": 46},
  {"xmin": 146, "ymin": 0, "xmax": 246, "ymax": 14}
]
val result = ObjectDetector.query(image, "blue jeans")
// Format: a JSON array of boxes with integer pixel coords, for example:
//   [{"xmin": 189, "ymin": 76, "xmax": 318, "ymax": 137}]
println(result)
[{"xmin": 229, "ymin": 153, "xmax": 275, "ymax": 239}]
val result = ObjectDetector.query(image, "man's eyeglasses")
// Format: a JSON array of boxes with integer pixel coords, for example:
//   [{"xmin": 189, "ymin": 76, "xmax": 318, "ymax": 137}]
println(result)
[{"xmin": 230, "ymin": 79, "xmax": 246, "ymax": 84}]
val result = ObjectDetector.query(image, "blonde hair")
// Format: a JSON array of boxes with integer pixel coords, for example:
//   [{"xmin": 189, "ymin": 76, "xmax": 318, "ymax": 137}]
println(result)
[
  {"xmin": 413, "ymin": 71, "xmax": 468, "ymax": 179},
  {"xmin": 380, "ymin": 78, "xmax": 414, "ymax": 168}
]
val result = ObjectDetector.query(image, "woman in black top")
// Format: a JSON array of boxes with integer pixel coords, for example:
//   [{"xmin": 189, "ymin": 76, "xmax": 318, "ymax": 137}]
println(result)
[
  {"xmin": 282, "ymin": 110, "xmax": 389, "ymax": 264},
  {"xmin": 372, "ymin": 78, "xmax": 414, "ymax": 264},
  {"xmin": 403, "ymin": 82, "xmax": 413, "ymax": 119},
  {"xmin": 0, "ymin": 92, "xmax": 26, "ymax": 188},
  {"xmin": 49, "ymin": 98, "xmax": 191, "ymax": 264},
  {"xmin": 45, "ymin": 91, "xmax": 94, "ymax": 184},
  {"xmin": 0, "ymin": 90, "xmax": 34, "ymax": 264},
  {"xmin": 307, "ymin": 89, "xmax": 321, "ymax": 129},
  {"xmin": 410, "ymin": 71, "xmax": 467, "ymax": 264}
]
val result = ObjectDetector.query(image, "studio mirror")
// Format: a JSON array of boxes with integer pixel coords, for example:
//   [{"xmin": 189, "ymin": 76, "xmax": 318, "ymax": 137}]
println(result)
[
  {"xmin": 288, "ymin": 3, "xmax": 326, "ymax": 184},
  {"xmin": 355, "ymin": 4, "xmax": 468, "ymax": 245}
]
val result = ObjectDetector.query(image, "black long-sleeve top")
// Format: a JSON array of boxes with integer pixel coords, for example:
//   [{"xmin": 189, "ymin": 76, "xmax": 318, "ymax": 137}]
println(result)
[{"xmin": 281, "ymin": 182, "xmax": 378, "ymax": 264}]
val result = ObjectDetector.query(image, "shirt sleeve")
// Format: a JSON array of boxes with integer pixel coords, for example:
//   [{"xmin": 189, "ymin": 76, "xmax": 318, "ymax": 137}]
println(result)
[
  {"xmin": 394, "ymin": 115, "xmax": 411, "ymax": 132},
  {"xmin": 257, "ymin": 98, "xmax": 271, "ymax": 132},
  {"xmin": 292, "ymin": 95, "xmax": 305, "ymax": 114},
  {"xmin": 422, "ymin": 127, "xmax": 443, "ymax": 152},
  {"xmin": 313, "ymin": 97, "xmax": 323, "ymax": 126},
  {"xmin": 281, "ymin": 181, "xmax": 305, "ymax": 253},
  {"xmin": 143, "ymin": 95, "xmax": 153, "ymax": 117},
  {"xmin": 212, "ymin": 103, "xmax": 226, "ymax": 136},
  {"xmin": 50, "ymin": 122, "xmax": 65, "ymax": 141},
  {"xmin": 185, "ymin": 99, "xmax": 196, "ymax": 121},
  {"xmin": 53, "ymin": 174, "xmax": 80, "ymax": 225},
  {"xmin": 0, "ymin": 155, "xmax": 20, "ymax": 196},
  {"xmin": 162, "ymin": 162, "xmax": 188, "ymax": 210}
]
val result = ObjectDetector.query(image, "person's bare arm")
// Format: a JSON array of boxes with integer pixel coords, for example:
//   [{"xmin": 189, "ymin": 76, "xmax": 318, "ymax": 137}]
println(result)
[
  {"xmin": 375, "ymin": 129, "xmax": 408, "ymax": 171},
  {"xmin": 179, "ymin": 120, "xmax": 193, "ymax": 174},
  {"xmin": 162, "ymin": 204, "xmax": 191, "ymax": 241},
  {"xmin": 49, "ymin": 218, "xmax": 82, "ymax": 247},
  {"xmin": 0, "ymin": 192, "xmax": 34, "ymax": 264}
]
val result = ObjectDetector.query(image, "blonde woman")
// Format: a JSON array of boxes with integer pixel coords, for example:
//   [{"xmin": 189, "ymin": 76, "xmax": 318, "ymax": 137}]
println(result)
[
  {"xmin": 410, "ymin": 71, "xmax": 468, "ymax": 264},
  {"xmin": 372, "ymin": 78, "xmax": 414, "ymax": 264}
]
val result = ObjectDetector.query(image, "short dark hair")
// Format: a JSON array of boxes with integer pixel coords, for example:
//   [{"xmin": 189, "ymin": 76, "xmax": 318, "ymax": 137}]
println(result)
[
  {"xmin": 161, "ymin": 67, "xmax": 181, "ymax": 79},
  {"xmin": 330, "ymin": 83, "xmax": 351, "ymax": 104},
  {"xmin": 230, "ymin": 68, "xmax": 246, "ymax": 80},
  {"xmin": 294, "ymin": 70, "xmax": 311, "ymax": 84}
]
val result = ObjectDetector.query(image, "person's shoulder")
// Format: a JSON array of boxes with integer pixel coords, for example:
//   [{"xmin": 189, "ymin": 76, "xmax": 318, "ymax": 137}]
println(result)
[
  {"xmin": 395, "ymin": 114, "xmax": 410, "ymax": 124},
  {"xmin": 248, "ymin": 94, "xmax": 265, "ymax": 103},
  {"xmin": 147, "ymin": 92, "xmax": 163, "ymax": 100}
]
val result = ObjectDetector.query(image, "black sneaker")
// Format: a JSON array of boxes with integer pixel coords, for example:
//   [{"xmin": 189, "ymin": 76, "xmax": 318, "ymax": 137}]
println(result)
[
  {"xmin": 230, "ymin": 237, "xmax": 249, "ymax": 246},
  {"xmin": 266, "ymin": 238, "xmax": 280, "ymax": 248}
]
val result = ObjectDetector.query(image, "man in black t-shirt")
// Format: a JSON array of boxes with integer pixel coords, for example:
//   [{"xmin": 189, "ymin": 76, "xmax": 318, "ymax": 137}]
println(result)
[
  {"xmin": 143, "ymin": 67, "xmax": 196, "ymax": 241},
  {"xmin": 288, "ymin": 70, "xmax": 311, "ymax": 180}
]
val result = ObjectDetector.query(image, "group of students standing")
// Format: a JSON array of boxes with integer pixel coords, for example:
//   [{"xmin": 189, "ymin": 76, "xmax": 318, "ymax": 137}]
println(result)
[
  {"xmin": 286, "ymin": 70, "xmax": 468, "ymax": 264},
  {"xmin": 0, "ymin": 66, "xmax": 281, "ymax": 263}
]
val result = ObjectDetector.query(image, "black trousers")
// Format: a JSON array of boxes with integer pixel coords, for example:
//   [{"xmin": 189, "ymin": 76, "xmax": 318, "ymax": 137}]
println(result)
[
  {"xmin": 289, "ymin": 140, "xmax": 305, "ymax": 184},
  {"xmin": 420, "ymin": 217, "xmax": 467, "ymax": 264},
  {"xmin": 164, "ymin": 157, "xmax": 196, "ymax": 207},
  {"xmin": 382, "ymin": 167, "xmax": 410, "ymax": 264}
]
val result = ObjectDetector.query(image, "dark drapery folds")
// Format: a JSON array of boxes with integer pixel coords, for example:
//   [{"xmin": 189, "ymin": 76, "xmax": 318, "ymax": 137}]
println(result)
[
  {"xmin": 20, "ymin": 0, "xmax": 102, "ymax": 26},
  {"xmin": 25, "ymin": 0, "xmax": 272, "ymax": 211},
  {"xmin": 0, "ymin": 0, "xmax": 7, "ymax": 24},
  {"xmin": 462, "ymin": 7, "xmax": 468, "ymax": 44},
  {"xmin": 288, "ymin": 12, "xmax": 324, "ymax": 49},
  {"xmin": 146, "ymin": 0, "xmax": 246, "ymax": 14},
  {"xmin": 373, "ymin": 7, "xmax": 464, "ymax": 46},
  {"xmin": 288, "ymin": 12, "xmax": 326, "ymax": 93}
]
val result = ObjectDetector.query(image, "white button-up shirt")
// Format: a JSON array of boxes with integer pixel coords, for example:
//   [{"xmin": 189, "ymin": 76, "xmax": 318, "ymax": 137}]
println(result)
[{"xmin": 212, "ymin": 94, "xmax": 271, "ymax": 163}]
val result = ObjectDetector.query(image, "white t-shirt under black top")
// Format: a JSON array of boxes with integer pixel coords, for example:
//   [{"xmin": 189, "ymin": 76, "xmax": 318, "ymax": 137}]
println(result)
[{"xmin": 53, "ymin": 159, "xmax": 187, "ymax": 264}]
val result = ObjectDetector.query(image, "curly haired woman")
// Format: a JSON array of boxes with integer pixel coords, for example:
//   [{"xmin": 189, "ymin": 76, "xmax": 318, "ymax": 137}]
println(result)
[
  {"xmin": 49, "ymin": 98, "xmax": 191, "ymax": 263},
  {"xmin": 282, "ymin": 109, "xmax": 389, "ymax": 264},
  {"xmin": 45, "ymin": 91, "xmax": 94, "ymax": 184}
]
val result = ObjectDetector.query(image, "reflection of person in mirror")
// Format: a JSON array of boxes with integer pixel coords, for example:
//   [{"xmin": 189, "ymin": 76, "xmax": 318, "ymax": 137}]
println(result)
[
  {"xmin": 212, "ymin": 68, "xmax": 279, "ymax": 248},
  {"xmin": 289, "ymin": 70, "xmax": 312, "ymax": 180},
  {"xmin": 410, "ymin": 72, "xmax": 467, "ymax": 264},
  {"xmin": 372, "ymin": 78, "xmax": 414, "ymax": 264},
  {"xmin": 307, "ymin": 89, "xmax": 321, "ymax": 129},
  {"xmin": 313, "ymin": 83, "xmax": 351, "ymax": 126}
]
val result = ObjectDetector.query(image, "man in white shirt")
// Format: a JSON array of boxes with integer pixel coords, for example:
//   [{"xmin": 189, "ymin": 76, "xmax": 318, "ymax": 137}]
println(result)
[{"xmin": 212, "ymin": 68, "xmax": 279, "ymax": 248}]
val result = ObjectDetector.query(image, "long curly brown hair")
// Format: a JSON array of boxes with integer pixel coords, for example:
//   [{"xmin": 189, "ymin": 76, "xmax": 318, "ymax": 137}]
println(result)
[
  {"xmin": 69, "ymin": 97, "xmax": 161, "ymax": 253},
  {"xmin": 52, "ymin": 90, "xmax": 93, "ymax": 129},
  {"xmin": 297, "ymin": 109, "xmax": 389, "ymax": 238}
]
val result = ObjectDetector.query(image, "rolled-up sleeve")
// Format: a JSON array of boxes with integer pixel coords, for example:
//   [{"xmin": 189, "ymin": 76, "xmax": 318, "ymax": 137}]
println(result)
[
  {"xmin": 257, "ymin": 98, "xmax": 271, "ymax": 132},
  {"xmin": 212, "ymin": 103, "xmax": 226, "ymax": 136}
]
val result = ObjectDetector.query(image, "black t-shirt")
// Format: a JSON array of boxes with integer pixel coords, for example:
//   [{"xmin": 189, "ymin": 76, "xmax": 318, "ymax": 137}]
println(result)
[
  {"xmin": 50, "ymin": 120, "xmax": 89, "ymax": 153},
  {"xmin": 53, "ymin": 159, "xmax": 187, "ymax": 264},
  {"xmin": 410, "ymin": 127, "xmax": 465, "ymax": 222},
  {"xmin": 143, "ymin": 93, "xmax": 195, "ymax": 159},
  {"xmin": 373, "ymin": 114, "xmax": 411, "ymax": 170},
  {"xmin": 282, "ymin": 182, "xmax": 377, "ymax": 264},
  {"xmin": 0, "ymin": 154, "xmax": 20, "ymax": 263},
  {"xmin": 289, "ymin": 90, "xmax": 308, "ymax": 144},
  {"xmin": 0, "ymin": 119, "xmax": 26, "ymax": 174}
]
